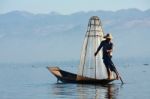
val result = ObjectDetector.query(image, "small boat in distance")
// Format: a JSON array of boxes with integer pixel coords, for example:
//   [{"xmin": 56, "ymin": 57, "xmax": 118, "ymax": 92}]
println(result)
[{"xmin": 47, "ymin": 16, "xmax": 118, "ymax": 84}]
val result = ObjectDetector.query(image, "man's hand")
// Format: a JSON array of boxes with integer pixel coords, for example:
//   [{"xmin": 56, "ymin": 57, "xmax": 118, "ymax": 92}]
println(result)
[
  {"xmin": 94, "ymin": 52, "xmax": 97, "ymax": 56},
  {"xmin": 107, "ymin": 49, "xmax": 112, "ymax": 53}
]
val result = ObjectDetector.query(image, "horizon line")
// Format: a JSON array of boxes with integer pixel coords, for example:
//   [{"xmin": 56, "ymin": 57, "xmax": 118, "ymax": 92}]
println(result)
[{"xmin": 0, "ymin": 8, "xmax": 150, "ymax": 15}]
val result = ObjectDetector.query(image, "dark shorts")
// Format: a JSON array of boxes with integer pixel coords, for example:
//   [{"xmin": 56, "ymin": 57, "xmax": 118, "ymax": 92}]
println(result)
[{"xmin": 103, "ymin": 56, "xmax": 116, "ymax": 72}]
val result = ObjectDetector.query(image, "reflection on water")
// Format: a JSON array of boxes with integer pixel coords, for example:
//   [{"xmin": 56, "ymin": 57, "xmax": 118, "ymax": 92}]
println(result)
[{"xmin": 51, "ymin": 83, "xmax": 121, "ymax": 99}]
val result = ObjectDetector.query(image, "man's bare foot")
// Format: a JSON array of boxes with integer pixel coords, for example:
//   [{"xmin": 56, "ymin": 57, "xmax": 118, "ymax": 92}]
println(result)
[
  {"xmin": 108, "ymin": 75, "xmax": 113, "ymax": 80},
  {"xmin": 116, "ymin": 76, "xmax": 120, "ymax": 80}
]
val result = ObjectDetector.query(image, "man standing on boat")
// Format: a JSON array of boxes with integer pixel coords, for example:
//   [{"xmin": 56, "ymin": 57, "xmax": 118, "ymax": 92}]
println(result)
[{"xmin": 94, "ymin": 33, "xmax": 119, "ymax": 80}]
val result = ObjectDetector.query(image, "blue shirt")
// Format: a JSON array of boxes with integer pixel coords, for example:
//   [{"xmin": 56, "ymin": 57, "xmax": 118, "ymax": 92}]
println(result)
[{"xmin": 97, "ymin": 40, "xmax": 113, "ymax": 58}]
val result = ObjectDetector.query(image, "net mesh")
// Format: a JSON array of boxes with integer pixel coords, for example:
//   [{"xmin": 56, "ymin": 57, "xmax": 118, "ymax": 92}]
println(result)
[{"xmin": 77, "ymin": 16, "xmax": 108, "ymax": 80}]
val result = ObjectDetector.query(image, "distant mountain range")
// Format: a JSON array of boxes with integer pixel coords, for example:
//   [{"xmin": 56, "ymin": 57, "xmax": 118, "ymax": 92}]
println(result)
[{"xmin": 0, "ymin": 8, "xmax": 150, "ymax": 63}]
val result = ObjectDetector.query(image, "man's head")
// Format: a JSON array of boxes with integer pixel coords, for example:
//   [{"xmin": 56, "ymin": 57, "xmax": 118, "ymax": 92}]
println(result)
[{"xmin": 104, "ymin": 33, "xmax": 112, "ymax": 41}]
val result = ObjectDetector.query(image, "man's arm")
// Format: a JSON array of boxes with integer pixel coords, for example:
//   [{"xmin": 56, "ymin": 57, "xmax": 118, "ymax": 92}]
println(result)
[
  {"xmin": 94, "ymin": 42, "xmax": 103, "ymax": 56},
  {"xmin": 107, "ymin": 43, "xmax": 113, "ymax": 56},
  {"xmin": 107, "ymin": 49, "xmax": 112, "ymax": 53}
]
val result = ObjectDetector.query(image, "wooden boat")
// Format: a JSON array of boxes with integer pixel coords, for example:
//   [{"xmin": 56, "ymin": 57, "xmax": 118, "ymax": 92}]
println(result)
[{"xmin": 47, "ymin": 67, "xmax": 115, "ymax": 84}]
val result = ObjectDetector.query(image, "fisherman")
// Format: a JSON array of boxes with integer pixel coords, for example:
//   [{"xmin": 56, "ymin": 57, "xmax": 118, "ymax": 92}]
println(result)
[{"xmin": 94, "ymin": 33, "xmax": 119, "ymax": 80}]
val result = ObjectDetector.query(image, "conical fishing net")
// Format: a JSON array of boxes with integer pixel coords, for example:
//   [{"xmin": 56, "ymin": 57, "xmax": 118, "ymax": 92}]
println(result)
[{"xmin": 77, "ymin": 16, "xmax": 109, "ymax": 80}]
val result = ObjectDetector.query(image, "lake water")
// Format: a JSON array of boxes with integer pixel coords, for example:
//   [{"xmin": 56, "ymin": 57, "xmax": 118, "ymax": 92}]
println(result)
[{"xmin": 0, "ymin": 61, "xmax": 150, "ymax": 99}]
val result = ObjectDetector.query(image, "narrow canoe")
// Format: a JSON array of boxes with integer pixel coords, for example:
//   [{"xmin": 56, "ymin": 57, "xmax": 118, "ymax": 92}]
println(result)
[{"xmin": 47, "ymin": 67, "xmax": 114, "ymax": 84}]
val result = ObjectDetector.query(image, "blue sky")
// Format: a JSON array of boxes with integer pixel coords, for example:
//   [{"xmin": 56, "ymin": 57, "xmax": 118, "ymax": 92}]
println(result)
[{"xmin": 0, "ymin": 0, "xmax": 150, "ymax": 14}]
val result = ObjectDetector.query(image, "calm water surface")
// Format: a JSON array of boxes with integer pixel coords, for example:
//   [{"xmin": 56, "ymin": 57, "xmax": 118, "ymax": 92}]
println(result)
[{"xmin": 0, "ymin": 62, "xmax": 150, "ymax": 99}]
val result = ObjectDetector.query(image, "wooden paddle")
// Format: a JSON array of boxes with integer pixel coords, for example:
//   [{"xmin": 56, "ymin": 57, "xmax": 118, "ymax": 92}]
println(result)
[{"xmin": 113, "ymin": 64, "xmax": 124, "ymax": 84}]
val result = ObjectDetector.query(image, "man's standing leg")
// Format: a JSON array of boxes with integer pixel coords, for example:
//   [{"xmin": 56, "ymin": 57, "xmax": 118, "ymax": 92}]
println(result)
[{"xmin": 103, "ymin": 58, "xmax": 112, "ymax": 79}]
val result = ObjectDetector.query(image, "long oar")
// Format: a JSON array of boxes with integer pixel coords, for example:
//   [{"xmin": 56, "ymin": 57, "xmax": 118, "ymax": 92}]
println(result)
[{"xmin": 113, "ymin": 65, "xmax": 124, "ymax": 84}]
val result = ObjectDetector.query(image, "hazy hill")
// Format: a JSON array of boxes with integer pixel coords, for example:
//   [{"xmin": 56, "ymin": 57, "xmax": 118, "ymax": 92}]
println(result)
[{"xmin": 0, "ymin": 8, "xmax": 150, "ymax": 63}]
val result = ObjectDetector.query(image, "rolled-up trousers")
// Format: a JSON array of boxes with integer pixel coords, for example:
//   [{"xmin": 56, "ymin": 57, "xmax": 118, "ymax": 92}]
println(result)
[{"xmin": 103, "ymin": 56, "xmax": 116, "ymax": 72}]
